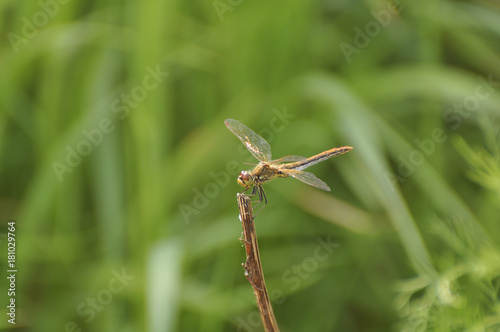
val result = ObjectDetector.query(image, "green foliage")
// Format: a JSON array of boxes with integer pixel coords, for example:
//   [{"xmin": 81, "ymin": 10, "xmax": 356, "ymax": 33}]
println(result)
[{"xmin": 1, "ymin": 0, "xmax": 500, "ymax": 331}]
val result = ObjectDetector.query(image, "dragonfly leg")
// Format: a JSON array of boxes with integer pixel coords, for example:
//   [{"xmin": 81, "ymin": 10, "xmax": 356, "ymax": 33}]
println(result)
[
  {"xmin": 252, "ymin": 186, "xmax": 267, "ymax": 218},
  {"xmin": 251, "ymin": 185, "xmax": 264, "ymax": 206},
  {"xmin": 240, "ymin": 185, "xmax": 267, "ymax": 220},
  {"xmin": 239, "ymin": 186, "xmax": 253, "ymax": 197},
  {"xmin": 245, "ymin": 185, "xmax": 260, "ymax": 204},
  {"xmin": 240, "ymin": 186, "xmax": 259, "ymax": 206}
]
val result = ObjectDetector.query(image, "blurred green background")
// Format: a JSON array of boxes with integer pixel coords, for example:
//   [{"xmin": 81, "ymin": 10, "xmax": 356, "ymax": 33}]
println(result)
[{"xmin": 1, "ymin": 0, "xmax": 500, "ymax": 331}]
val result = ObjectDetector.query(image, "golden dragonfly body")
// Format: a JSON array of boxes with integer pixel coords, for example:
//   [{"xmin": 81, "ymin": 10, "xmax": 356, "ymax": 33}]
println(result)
[{"xmin": 225, "ymin": 119, "xmax": 353, "ymax": 205}]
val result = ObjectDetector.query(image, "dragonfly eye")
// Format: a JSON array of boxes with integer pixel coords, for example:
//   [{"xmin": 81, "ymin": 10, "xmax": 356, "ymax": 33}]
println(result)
[
  {"xmin": 240, "ymin": 171, "xmax": 250, "ymax": 181},
  {"xmin": 237, "ymin": 171, "xmax": 253, "ymax": 188}
]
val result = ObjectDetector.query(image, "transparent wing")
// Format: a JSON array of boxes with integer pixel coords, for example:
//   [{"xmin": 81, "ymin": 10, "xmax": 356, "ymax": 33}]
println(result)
[
  {"xmin": 272, "ymin": 155, "xmax": 307, "ymax": 163},
  {"xmin": 284, "ymin": 169, "xmax": 331, "ymax": 191},
  {"xmin": 225, "ymin": 119, "xmax": 272, "ymax": 162}
]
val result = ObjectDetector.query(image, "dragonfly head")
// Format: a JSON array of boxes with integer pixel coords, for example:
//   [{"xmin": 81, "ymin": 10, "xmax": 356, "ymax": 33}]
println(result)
[{"xmin": 237, "ymin": 171, "xmax": 254, "ymax": 189}]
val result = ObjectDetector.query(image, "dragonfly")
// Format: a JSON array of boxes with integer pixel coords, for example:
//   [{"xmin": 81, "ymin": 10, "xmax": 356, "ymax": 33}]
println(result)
[{"xmin": 225, "ymin": 119, "xmax": 353, "ymax": 209}]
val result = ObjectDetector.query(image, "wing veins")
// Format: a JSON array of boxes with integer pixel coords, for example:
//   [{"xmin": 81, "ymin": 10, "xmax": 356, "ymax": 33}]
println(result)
[
  {"xmin": 285, "ymin": 169, "xmax": 331, "ymax": 191},
  {"xmin": 225, "ymin": 119, "xmax": 272, "ymax": 162}
]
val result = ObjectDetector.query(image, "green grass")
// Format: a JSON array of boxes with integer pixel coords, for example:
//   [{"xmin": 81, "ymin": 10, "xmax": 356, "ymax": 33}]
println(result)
[{"xmin": 1, "ymin": 0, "xmax": 500, "ymax": 331}]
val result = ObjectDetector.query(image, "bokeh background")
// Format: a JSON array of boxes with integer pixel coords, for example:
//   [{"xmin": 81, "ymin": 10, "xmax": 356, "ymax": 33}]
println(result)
[{"xmin": 1, "ymin": 0, "xmax": 500, "ymax": 331}]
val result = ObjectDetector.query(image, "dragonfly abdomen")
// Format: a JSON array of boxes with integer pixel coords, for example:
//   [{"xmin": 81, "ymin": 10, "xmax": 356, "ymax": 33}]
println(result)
[{"xmin": 282, "ymin": 146, "xmax": 353, "ymax": 171}]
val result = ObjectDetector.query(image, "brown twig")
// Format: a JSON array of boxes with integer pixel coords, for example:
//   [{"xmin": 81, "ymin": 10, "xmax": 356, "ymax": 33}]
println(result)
[{"xmin": 237, "ymin": 193, "xmax": 280, "ymax": 332}]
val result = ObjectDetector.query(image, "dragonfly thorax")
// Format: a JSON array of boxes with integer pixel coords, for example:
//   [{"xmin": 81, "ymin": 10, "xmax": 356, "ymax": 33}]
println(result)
[{"xmin": 237, "ymin": 170, "xmax": 254, "ymax": 188}]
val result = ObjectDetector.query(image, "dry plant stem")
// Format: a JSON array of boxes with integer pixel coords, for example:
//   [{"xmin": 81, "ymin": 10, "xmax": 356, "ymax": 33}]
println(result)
[{"xmin": 237, "ymin": 193, "xmax": 280, "ymax": 332}]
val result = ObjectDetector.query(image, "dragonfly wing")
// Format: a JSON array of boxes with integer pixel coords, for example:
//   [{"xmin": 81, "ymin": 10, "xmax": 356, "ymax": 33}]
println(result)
[
  {"xmin": 286, "ymin": 169, "xmax": 331, "ymax": 191},
  {"xmin": 273, "ymin": 155, "xmax": 307, "ymax": 163},
  {"xmin": 225, "ymin": 119, "xmax": 272, "ymax": 162}
]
